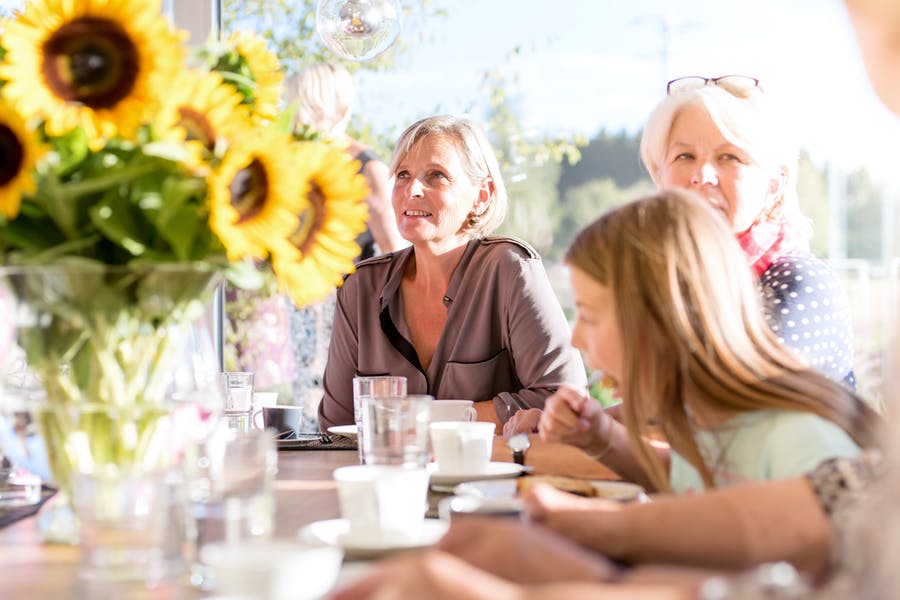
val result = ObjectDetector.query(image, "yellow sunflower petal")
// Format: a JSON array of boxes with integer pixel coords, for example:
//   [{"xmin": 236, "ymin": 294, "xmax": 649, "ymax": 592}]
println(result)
[
  {"xmin": 156, "ymin": 69, "xmax": 254, "ymax": 169},
  {"xmin": 267, "ymin": 141, "xmax": 369, "ymax": 307},
  {"xmin": 225, "ymin": 30, "xmax": 284, "ymax": 126},
  {"xmin": 0, "ymin": 0, "xmax": 186, "ymax": 147},
  {"xmin": 208, "ymin": 129, "xmax": 308, "ymax": 260},
  {"xmin": 0, "ymin": 100, "xmax": 44, "ymax": 219}
]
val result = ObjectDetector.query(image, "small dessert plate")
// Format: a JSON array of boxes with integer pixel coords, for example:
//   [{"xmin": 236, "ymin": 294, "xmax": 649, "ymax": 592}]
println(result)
[
  {"xmin": 299, "ymin": 518, "xmax": 449, "ymax": 560},
  {"xmin": 326, "ymin": 425, "xmax": 358, "ymax": 438},
  {"xmin": 454, "ymin": 478, "xmax": 647, "ymax": 502},
  {"xmin": 426, "ymin": 461, "xmax": 525, "ymax": 487}
]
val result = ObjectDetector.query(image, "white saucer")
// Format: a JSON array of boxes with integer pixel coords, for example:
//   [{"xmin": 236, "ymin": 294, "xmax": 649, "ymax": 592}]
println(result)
[
  {"xmin": 299, "ymin": 518, "xmax": 448, "ymax": 559},
  {"xmin": 454, "ymin": 478, "xmax": 646, "ymax": 502},
  {"xmin": 426, "ymin": 461, "xmax": 525, "ymax": 486},
  {"xmin": 326, "ymin": 425, "xmax": 358, "ymax": 438}
]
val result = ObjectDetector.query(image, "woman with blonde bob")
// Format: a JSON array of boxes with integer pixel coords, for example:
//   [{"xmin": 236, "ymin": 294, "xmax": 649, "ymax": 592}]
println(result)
[
  {"xmin": 318, "ymin": 115, "xmax": 585, "ymax": 428},
  {"xmin": 540, "ymin": 188, "xmax": 878, "ymax": 494}
]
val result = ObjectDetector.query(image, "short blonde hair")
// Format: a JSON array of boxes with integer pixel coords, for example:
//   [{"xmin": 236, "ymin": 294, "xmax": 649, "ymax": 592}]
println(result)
[
  {"xmin": 282, "ymin": 62, "xmax": 354, "ymax": 136},
  {"xmin": 640, "ymin": 83, "xmax": 808, "ymax": 234},
  {"xmin": 390, "ymin": 115, "xmax": 508, "ymax": 238},
  {"xmin": 565, "ymin": 189, "xmax": 878, "ymax": 492}
]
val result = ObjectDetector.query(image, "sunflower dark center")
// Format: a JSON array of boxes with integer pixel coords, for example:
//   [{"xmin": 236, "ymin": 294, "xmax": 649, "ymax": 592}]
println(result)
[
  {"xmin": 42, "ymin": 17, "xmax": 139, "ymax": 109},
  {"xmin": 229, "ymin": 158, "xmax": 268, "ymax": 222},
  {"xmin": 291, "ymin": 181, "xmax": 326, "ymax": 255},
  {"xmin": 178, "ymin": 107, "xmax": 216, "ymax": 151},
  {"xmin": 0, "ymin": 125, "xmax": 25, "ymax": 187}
]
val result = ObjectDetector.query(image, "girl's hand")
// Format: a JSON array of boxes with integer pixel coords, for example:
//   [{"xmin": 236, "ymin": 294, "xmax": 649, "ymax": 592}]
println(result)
[
  {"xmin": 436, "ymin": 517, "xmax": 620, "ymax": 584},
  {"xmin": 522, "ymin": 482, "xmax": 624, "ymax": 549},
  {"xmin": 331, "ymin": 550, "xmax": 518, "ymax": 600},
  {"xmin": 538, "ymin": 384, "xmax": 605, "ymax": 449}
]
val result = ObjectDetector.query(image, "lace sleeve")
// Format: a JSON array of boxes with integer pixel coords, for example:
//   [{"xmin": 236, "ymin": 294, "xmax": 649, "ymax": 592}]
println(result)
[{"xmin": 806, "ymin": 451, "xmax": 882, "ymax": 516}]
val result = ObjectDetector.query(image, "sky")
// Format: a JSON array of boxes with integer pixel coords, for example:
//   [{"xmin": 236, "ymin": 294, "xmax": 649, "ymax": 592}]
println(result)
[
  {"xmin": 354, "ymin": 0, "xmax": 900, "ymax": 183},
  {"xmin": 1, "ymin": 0, "xmax": 896, "ymax": 183}
]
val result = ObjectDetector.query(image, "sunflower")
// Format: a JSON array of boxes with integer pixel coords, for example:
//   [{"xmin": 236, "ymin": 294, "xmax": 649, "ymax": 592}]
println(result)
[
  {"xmin": 270, "ymin": 142, "xmax": 369, "ymax": 307},
  {"xmin": 207, "ymin": 129, "xmax": 308, "ymax": 261},
  {"xmin": 156, "ymin": 69, "xmax": 254, "ymax": 169},
  {"xmin": 215, "ymin": 30, "xmax": 284, "ymax": 125},
  {"xmin": 0, "ymin": 0, "xmax": 185, "ymax": 147},
  {"xmin": 0, "ymin": 100, "xmax": 44, "ymax": 219}
]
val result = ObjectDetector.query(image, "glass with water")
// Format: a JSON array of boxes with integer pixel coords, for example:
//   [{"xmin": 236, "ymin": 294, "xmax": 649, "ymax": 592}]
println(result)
[
  {"xmin": 352, "ymin": 376, "xmax": 406, "ymax": 463},
  {"xmin": 361, "ymin": 394, "xmax": 432, "ymax": 468},
  {"xmin": 185, "ymin": 425, "xmax": 276, "ymax": 591}
]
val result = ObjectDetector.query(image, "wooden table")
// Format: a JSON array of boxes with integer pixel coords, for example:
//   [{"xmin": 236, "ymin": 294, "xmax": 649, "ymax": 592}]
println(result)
[{"xmin": 0, "ymin": 436, "xmax": 615, "ymax": 598}]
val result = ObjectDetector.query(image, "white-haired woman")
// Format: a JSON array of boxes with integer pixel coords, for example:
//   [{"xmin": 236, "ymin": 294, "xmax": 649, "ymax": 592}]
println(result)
[{"xmin": 640, "ymin": 76, "xmax": 855, "ymax": 388}]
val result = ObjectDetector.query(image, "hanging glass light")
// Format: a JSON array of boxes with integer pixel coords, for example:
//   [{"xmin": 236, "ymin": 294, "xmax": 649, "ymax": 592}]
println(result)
[{"xmin": 315, "ymin": 0, "xmax": 401, "ymax": 62}]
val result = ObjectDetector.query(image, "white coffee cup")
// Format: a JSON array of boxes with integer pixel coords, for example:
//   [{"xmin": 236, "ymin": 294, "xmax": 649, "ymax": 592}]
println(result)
[
  {"xmin": 430, "ymin": 399, "xmax": 477, "ymax": 423},
  {"xmin": 333, "ymin": 465, "xmax": 429, "ymax": 545},
  {"xmin": 201, "ymin": 539, "xmax": 343, "ymax": 600},
  {"xmin": 429, "ymin": 421, "xmax": 495, "ymax": 474}
]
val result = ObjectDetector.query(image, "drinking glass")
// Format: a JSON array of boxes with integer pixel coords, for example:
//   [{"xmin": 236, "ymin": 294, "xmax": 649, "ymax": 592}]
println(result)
[
  {"xmin": 352, "ymin": 376, "xmax": 406, "ymax": 463},
  {"xmin": 0, "ymin": 350, "xmax": 44, "ymax": 508},
  {"xmin": 361, "ymin": 394, "xmax": 431, "ymax": 468},
  {"xmin": 221, "ymin": 372, "xmax": 254, "ymax": 431}
]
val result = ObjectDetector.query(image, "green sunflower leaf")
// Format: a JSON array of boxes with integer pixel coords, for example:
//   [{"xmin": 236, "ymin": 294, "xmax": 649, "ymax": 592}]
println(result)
[{"xmin": 89, "ymin": 193, "xmax": 148, "ymax": 257}]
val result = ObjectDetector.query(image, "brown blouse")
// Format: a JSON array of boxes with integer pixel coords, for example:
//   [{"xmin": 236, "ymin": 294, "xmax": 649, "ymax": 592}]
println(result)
[{"xmin": 317, "ymin": 236, "xmax": 586, "ymax": 428}]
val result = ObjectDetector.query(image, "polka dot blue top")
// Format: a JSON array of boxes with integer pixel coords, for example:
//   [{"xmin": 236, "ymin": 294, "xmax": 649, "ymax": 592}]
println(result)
[{"xmin": 759, "ymin": 252, "xmax": 856, "ymax": 389}]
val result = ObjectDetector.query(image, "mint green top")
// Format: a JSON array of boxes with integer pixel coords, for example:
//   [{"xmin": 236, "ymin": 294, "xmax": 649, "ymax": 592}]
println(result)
[{"xmin": 669, "ymin": 410, "xmax": 861, "ymax": 494}]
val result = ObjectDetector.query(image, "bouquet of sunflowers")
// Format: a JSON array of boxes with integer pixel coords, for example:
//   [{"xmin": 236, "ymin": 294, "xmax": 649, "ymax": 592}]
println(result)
[
  {"xmin": 0, "ymin": 0, "xmax": 370, "ymax": 306},
  {"xmin": 0, "ymin": 0, "xmax": 370, "ymax": 511}
]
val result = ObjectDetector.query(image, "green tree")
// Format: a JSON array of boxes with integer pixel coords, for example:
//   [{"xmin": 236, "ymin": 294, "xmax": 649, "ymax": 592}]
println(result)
[
  {"xmin": 796, "ymin": 151, "xmax": 831, "ymax": 257},
  {"xmin": 552, "ymin": 177, "xmax": 654, "ymax": 260},
  {"xmin": 221, "ymin": 0, "xmax": 444, "ymax": 75},
  {"xmin": 846, "ymin": 168, "xmax": 884, "ymax": 259},
  {"xmin": 558, "ymin": 128, "xmax": 648, "ymax": 195},
  {"xmin": 474, "ymin": 53, "xmax": 584, "ymax": 252}
]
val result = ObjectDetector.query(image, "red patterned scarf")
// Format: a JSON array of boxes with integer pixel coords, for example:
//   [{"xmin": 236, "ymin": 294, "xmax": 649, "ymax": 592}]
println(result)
[{"xmin": 736, "ymin": 219, "xmax": 809, "ymax": 279}]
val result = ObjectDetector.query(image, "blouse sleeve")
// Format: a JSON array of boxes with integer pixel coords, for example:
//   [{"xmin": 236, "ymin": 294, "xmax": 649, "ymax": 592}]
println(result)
[
  {"xmin": 317, "ymin": 276, "xmax": 360, "ymax": 429},
  {"xmin": 492, "ymin": 249, "xmax": 586, "ymax": 419},
  {"xmin": 759, "ymin": 254, "xmax": 855, "ymax": 387}
]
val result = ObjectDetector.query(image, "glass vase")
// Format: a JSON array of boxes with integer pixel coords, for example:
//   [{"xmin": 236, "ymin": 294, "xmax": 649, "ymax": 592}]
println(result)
[{"xmin": 0, "ymin": 262, "xmax": 223, "ymax": 587}]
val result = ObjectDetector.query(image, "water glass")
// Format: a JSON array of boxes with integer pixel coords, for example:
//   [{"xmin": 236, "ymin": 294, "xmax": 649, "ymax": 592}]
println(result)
[
  {"xmin": 221, "ymin": 372, "xmax": 254, "ymax": 414},
  {"xmin": 73, "ymin": 469, "xmax": 186, "ymax": 586},
  {"xmin": 361, "ymin": 394, "xmax": 431, "ymax": 468},
  {"xmin": 352, "ymin": 376, "xmax": 406, "ymax": 463},
  {"xmin": 184, "ymin": 425, "xmax": 276, "ymax": 591}
]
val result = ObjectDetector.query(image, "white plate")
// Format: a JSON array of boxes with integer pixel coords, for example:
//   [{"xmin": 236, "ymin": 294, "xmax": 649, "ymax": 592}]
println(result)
[
  {"xmin": 454, "ymin": 478, "xmax": 646, "ymax": 502},
  {"xmin": 326, "ymin": 425, "xmax": 358, "ymax": 438},
  {"xmin": 298, "ymin": 518, "xmax": 448, "ymax": 559},
  {"xmin": 426, "ymin": 461, "xmax": 525, "ymax": 486}
]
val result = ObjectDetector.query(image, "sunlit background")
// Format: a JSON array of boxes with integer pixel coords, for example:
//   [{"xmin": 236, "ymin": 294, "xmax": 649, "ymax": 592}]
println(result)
[{"xmin": 3, "ymin": 0, "xmax": 897, "ymax": 403}]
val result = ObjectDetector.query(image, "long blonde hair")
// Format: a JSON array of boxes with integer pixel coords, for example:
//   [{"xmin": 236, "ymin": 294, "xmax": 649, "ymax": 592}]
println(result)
[{"xmin": 565, "ymin": 189, "xmax": 880, "ymax": 492}]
